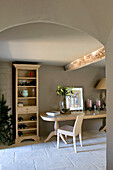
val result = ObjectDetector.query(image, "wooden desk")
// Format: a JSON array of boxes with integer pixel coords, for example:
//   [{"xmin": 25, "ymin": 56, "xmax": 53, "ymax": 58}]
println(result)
[{"xmin": 40, "ymin": 111, "xmax": 106, "ymax": 142}]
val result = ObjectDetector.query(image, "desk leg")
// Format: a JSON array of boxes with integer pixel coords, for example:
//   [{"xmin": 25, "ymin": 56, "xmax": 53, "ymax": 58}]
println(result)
[
  {"xmin": 99, "ymin": 118, "xmax": 106, "ymax": 132},
  {"xmin": 99, "ymin": 125, "xmax": 106, "ymax": 132},
  {"xmin": 44, "ymin": 121, "xmax": 59, "ymax": 142}
]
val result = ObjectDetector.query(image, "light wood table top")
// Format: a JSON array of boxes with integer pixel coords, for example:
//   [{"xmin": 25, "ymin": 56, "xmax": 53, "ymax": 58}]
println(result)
[{"xmin": 40, "ymin": 110, "xmax": 106, "ymax": 122}]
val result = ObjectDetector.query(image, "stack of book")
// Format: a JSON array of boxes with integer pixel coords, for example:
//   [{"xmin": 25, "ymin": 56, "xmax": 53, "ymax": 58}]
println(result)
[{"xmin": 46, "ymin": 111, "xmax": 60, "ymax": 116}]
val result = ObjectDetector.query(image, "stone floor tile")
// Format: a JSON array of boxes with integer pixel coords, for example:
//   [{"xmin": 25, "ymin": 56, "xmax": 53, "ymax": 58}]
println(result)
[
  {"xmin": 32, "ymin": 141, "xmax": 55, "ymax": 150},
  {"xmin": 96, "ymin": 137, "xmax": 106, "ymax": 143},
  {"xmin": 4, "ymin": 145, "xmax": 32, "ymax": 153},
  {"xmin": 0, "ymin": 149, "xmax": 5, "ymax": 156},
  {"xmin": 52, "ymin": 137, "xmax": 80, "ymax": 148},
  {"xmin": 34, "ymin": 154, "xmax": 74, "ymax": 170},
  {"xmin": 60, "ymin": 163, "xmax": 98, "ymax": 170},
  {"xmin": 45, "ymin": 147, "xmax": 75, "ymax": 157},
  {"xmin": 0, "ymin": 152, "xmax": 14, "ymax": 164},
  {"xmin": 67, "ymin": 150, "xmax": 106, "ymax": 170},
  {"xmin": 79, "ymin": 143, "xmax": 106, "ymax": 153},
  {"xmin": 15, "ymin": 149, "xmax": 47, "ymax": 161},
  {"xmin": 0, "ymin": 149, "xmax": 5, "ymax": 153},
  {"xmin": 0, "ymin": 131, "xmax": 106, "ymax": 170},
  {"xmin": 91, "ymin": 149, "xmax": 106, "ymax": 162},
  {"xmin": 67, "ymin": 152, "xmax": 97, "ymax": 166},
  {"xmin": 83, "ymin": 131, "xmax": 106, "ymax": 140},
  {"xmin": 1, "ymin": 160, "xmax": 35, "ymax": 170}
]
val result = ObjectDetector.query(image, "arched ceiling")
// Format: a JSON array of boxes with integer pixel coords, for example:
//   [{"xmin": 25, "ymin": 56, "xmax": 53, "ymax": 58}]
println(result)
[
  {"xmin": 0, "ymin": 0, "xmax": 113, "ymax": 44},
  {"xmin": 0, "ymin": 23, "xmax": 103, "ymax": 66}
]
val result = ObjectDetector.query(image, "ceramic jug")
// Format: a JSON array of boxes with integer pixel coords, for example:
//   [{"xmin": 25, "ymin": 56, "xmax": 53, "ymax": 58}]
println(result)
[{"xmin": 21, "ymin": 90, "xmax": 28, "ymax": 97}]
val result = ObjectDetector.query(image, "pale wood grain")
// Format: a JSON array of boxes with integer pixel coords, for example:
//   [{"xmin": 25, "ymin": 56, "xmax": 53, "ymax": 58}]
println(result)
[
  {"xmin": 57, "ymin": 113, "xmax": 85, "ymax": 153},
  {"xmin": 40, "ymin": 111, "xmax": 106, "ymax": 143},
  {"xmin": 65, "ymin": 47, "xmax": 105, "ymax": 71},
  {"xmin": 40, "ymin": 111, "xmax": 106, "ymax": 122},
  {"xmin": 14, "ymin": 64, "xmax": 40, "ymax": 144}
]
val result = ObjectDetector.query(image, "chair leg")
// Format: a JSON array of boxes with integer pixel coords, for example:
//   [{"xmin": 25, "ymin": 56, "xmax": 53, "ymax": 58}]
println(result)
[
  {"xmin": 79, "ymin": 133, "xmax": 82, "ymax": 147},
  {"xmin": 57, "ymin": 132, "xmax": 60, "ymax": 149},
  {"xmin": 73, "ymin": 136, "xmax": 77, "ymax": 153},
  {"xmin": 60, "ymin": 134, "xmax": 68, "ymax": 144}
]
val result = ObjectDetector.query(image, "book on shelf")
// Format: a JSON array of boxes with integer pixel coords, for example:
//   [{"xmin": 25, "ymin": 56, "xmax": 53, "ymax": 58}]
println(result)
[{"xmin": 46, "ymin": 111, "xmax": 60, "ymax": 116}]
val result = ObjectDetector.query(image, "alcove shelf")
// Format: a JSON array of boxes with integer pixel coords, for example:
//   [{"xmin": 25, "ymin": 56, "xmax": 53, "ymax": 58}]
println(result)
[
  {"xmin": 13, "ymin": 64, "xmax": 40, "ymax": 144},
  {"xmin": 18, "ymin": 77, "xmax": 36, "ymax": 79},
  {"xmin": 18, "ymin": 97, "xmax": 36, "ymax": 99},
  {"xmin": 18, "ymin": 86, "xmax": 36, "ymax": 88}
]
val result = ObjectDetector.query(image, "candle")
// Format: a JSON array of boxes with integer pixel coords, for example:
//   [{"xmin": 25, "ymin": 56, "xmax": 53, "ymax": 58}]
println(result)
[
  {"xmin": 87, "ymin": 99, "xmax": 92, "ymax": 108},
  {"xmin": 96, "ymin": 99, "xmax": 101, "ymax": 108}
]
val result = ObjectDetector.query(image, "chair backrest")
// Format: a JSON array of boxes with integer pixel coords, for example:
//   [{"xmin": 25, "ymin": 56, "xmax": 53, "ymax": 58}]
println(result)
[{"xmin": 73, "ymin": 113, "xmax": 85, "ymax": 136}]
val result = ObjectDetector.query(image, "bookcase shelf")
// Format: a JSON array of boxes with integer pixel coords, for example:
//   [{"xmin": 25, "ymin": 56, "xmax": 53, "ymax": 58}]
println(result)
[
  {"xmin": 18, "ymin": 97, "xmax": 36, "ymax": 99},
  {"xmin": 18, "ymin": 86, "xmax": 36, "ymax": 88},
  {"xmin": 13, "ymin": 64, "xmax": 40, "ymax": 144},
  {"xmin": 18, "ymin": 120, "xmax": 36, "ymax": 124},
  {"xmin": 18, "ymin": 77, "xmax": 36, "ymax": 79},
  {"xmin": 18, "ymin": 127, "xmax": 37, "ymax": 132}
]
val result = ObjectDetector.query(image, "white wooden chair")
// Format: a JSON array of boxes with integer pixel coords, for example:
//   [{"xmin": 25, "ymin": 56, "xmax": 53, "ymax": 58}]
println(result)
[{"xmin": 57, "ymin": 113, "xmax": 85, "ymax": 153}]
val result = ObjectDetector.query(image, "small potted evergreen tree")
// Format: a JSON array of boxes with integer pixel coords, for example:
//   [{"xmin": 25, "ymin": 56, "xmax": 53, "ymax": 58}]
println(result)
[{"xmin": 0, "ymin": 94, "xmax": 13, "ymax": 145}]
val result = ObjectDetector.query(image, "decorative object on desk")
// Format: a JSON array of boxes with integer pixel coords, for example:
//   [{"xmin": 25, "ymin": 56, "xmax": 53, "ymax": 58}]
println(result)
[
  {"xmin": 57, "ymin": 85, "xmax": 73, "ymax": 113},
  {"xmin": 21, "ymin": 90, "xmax": 28, "ymax": 97},
  {"xmin": 96, "ymin": 99, "xmax": 101, "ymax": 111},
  {"xmin": 66, "ymin": 87, "xmax": 83, "ymax": 111},
  {"xmin": 96, "ymin": 78, "xmax": 106, "ymax": 110},
  {"xmin": 86, "ymin": 99, "xmax": 92, "ymax": 111},
  {"xmin": 46, "ymin": 111, "xmax": 60, "ymax": 116},
  {"xmin": 18, "ymin": 131, "xmax": 23, "ymax": 137},
  {"xmin": 18, "ymin": 117, "xmax": 23, "ymax": 122},
  {"xmin": 59, "ymin": 100, "xmax": 70, "ymax": 114},
  {"xmin": 94, "ymin": 104, "xmax": 96, "ymax": 112},
  {"xmin": 30, "ymin": 116, "xmax": 37, "ymax": 120},
  {"xmin": 0, "ymin": 94, "xmax": 13, "ymax": 145},
  {"xmin": 101, "ymin": 92, "xmax": 106, "ymax": 110}
]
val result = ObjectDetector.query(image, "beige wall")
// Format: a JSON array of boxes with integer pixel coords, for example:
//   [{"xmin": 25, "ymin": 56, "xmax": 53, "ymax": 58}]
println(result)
[
  {"xmin": 0, "ymin": 61, "xmax": 105, "ymax": 136},
  {"xmin": 39, "ymin": 65, "xmax": 105, "ymax": 136},
  {"xmin": 0, "ymin": 61, "xmax": 12, "ymax": 112},
  {"xmin": 106, "ymin": 29, "xmax": 113, "ymax": 170}
]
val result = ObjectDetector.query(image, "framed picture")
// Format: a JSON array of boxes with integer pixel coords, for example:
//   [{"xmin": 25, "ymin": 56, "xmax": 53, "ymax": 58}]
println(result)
[{"xmin": 66, "ymin": 87, "xmax": 84, "ymax": 111}]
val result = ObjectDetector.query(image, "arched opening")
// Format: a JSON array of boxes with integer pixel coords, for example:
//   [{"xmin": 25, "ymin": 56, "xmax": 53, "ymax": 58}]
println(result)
[
  {"xmin": 0, "ymin": 22, "xmax": 106, "ymax": 169},
  {"xmin": 0, "ymin": 22, "xmax": 103, "ymax": 64}
]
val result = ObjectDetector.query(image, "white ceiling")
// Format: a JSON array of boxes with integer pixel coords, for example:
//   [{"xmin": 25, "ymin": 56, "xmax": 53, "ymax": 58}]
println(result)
[{"xmin": 0, "ymin": 23, "xmax": 103, "ymax": 66}]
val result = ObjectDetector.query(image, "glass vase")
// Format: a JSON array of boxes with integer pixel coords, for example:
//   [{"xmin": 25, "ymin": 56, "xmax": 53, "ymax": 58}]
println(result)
[{"xmin": 59, "ymin": 95, "xmax": 70, "ymax": 114}]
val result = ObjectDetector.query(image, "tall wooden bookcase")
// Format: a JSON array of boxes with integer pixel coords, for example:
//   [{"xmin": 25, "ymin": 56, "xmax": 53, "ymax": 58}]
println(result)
[{"xmin": 13, "ymin": 64, "xmax": 40, "ymax": 144}]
